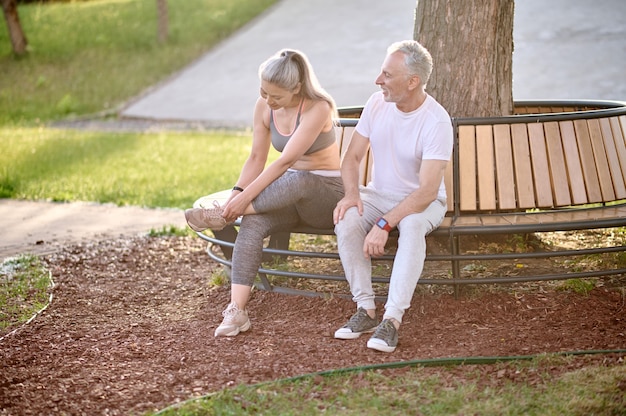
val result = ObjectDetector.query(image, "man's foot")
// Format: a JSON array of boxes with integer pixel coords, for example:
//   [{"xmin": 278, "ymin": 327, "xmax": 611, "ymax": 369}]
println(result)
[
  {"xmin": 367, "ymin": 319, "xmax": 398, "ymax": 353},
  {"xmin": 185, "ymin": 201, "xmax": 228, "ymax": 231},
  {"xmin": 214, "ymin": 302, "xmax": 251, "ymax": 337},
  {"xmin": 334, "ymin": 307, "xmax": 379, "ymax": 340}
]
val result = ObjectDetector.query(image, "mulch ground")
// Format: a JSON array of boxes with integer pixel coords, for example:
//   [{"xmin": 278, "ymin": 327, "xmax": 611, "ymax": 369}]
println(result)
[{"xmin": 1, "ymin": 235, "xmax": 625, "ymax": 415}]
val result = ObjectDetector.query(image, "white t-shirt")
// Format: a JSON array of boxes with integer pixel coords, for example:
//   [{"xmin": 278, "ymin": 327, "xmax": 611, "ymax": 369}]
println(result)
[{"xmin": 356, "ymin": 91, "xmax": 453, "ymax": 200}]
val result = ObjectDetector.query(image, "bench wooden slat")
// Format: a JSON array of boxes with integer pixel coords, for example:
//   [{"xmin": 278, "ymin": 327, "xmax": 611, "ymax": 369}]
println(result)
[
  {"xmin": 335, "ymin": 125, "xmax": 371, "ymax": 187},
  {"xmin": 451, "ymin": 204, "xmax": 626, "ymax": 229},
  {"xmin": 544, "ymin": 122, "xmax": 572, "ymax": 207},
  {"xmin": 444, "ymin": 157, "xmax": 454, "ymax": 213},
  {"xmin": 574, "ymin": 119, "xmax": 603, "ymax": 203},
  {"xmin": 364, "ymin": 144, "xmax": 374, "ymax": 186},
  {"xmin": 600, "ymin": 118, "xmax": 626, "ymax": 199},
  {"xmin": 611, "ymin": 116, "xmax": 626, "ymax": 191},
  {"xmin": 458, "ymin": 125, "xmax": 477, "ymax": 211},
  {"xmin": 494, "ymin": 124, "xmax": 517, "ymax": 209},
  {"xmin": 527, "ymin": 123, "xmax": 554, "ymax": 207},
  {"xmin": 511, "ymin": 124, "xmax": 536, "ymax": 209},
  {"xmin": 588, "ymin": 118, "xmax": 616, "ymax": 201},
  {"xmin": 560, "ymin": 120, "xmax": 588, "ymax": 205},
  {"xmin": 475, "ymin": 125, "xmax": 496, "ymax": 210},
  {"xmin": 336, "ymin": 125, "xmax": 350, "ymax": 155}
]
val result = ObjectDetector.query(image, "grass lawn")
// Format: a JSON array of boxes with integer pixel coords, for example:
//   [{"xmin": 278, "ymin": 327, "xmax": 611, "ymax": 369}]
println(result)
[
  {"xmin": 0, "ymin": 126, "xmax": 257, "ymax": 208},
  {"xmin": 0, "ymin": 0, "xmax": 276, "ymax": 124}
]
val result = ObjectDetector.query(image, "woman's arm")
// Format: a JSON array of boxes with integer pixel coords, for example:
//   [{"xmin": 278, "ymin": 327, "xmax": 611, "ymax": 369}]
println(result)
[{"xmin": 221, "ymin": 97, "xmax": 271, "ymax": 215}]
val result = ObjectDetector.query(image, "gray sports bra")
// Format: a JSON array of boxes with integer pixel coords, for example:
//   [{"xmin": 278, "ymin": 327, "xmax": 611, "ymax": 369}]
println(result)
[{"xmin": 270, "ymin": 101, "xmax": 336, "ymax": 155}]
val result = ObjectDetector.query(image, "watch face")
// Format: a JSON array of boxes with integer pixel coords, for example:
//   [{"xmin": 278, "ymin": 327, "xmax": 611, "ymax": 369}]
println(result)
[{"xmin": 376, "ymin": 218, "xmax": 390, "ymax": 231}]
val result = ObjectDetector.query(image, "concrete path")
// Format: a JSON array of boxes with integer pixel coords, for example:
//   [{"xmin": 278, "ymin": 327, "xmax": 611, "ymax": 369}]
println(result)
[
  {"xmin": 0, "ymin": 200, "xmax": 186, "ymax": 260},
  {"xmin": 2, "ymin": 0, "xmax": 624, "ymax": 261},
  {"xmin": 121, "ymin": 0, "xmax": 626, "ymax": 127}
]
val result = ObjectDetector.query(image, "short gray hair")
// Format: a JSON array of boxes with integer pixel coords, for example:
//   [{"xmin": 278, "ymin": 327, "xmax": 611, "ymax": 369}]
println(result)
[{"xmin": 387, "ymin": 40, "xmax": 433, "ymax": 87}]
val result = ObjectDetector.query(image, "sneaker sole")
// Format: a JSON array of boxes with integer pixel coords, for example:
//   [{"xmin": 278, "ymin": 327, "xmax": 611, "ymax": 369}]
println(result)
[
  {"xmin": 367, "ymin": 338, "xmax": 396, "ymax": 353},
  {"xmin": 334, "ymin": 327, "xmax": 376, "ymax": 340},
  {"xmin": 214, "ymin": 319, "xmax": 251, "ymax": 337}
]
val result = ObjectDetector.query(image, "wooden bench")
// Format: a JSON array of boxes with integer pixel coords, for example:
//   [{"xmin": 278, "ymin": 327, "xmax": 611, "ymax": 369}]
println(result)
[{"xmin": 194, "ymin": 100, "xmax": 626, "ymax": 296}]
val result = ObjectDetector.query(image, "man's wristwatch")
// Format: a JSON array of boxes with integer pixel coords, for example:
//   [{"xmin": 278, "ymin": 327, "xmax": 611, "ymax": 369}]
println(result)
[{"xmin": 375, "ymin": 217, "xmax": 392, "ymax": 232}]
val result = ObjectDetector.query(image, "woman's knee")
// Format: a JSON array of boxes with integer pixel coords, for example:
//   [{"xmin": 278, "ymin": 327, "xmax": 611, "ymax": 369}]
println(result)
[{"xmin": 239, "ymin": 215, "xmax": 273, "ymax": 239}]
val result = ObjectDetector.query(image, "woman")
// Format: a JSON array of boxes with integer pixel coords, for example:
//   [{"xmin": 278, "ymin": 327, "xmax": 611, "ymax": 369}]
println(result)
[{"xmin": 185, "ymin": 49, "xmax": 343, "ymax": 336}]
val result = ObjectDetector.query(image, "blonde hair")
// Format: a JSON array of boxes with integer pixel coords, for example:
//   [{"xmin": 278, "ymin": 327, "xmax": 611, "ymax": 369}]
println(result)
[{"xmin": 259, "ymin": 49, "xmax": 337, "ymax": 117}]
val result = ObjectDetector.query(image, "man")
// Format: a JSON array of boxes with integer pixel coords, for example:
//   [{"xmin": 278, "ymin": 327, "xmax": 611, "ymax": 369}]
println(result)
[{"xmin": 333, "ymin": 40, "xmax": 453, "ymax": 353}]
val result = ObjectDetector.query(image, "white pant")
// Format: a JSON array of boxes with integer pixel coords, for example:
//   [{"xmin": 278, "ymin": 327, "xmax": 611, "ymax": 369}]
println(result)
[{"xmin": 335, "ymin": 186, "xmax": 447, "ymax": 323}]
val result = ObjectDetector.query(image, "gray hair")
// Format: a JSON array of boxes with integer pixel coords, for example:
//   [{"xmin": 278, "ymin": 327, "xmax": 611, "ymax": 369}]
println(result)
[
  {"xmin": 387, "ymin": 40, "xmax": 433, "ymax": 87},
  {"xmin": 259, "ymin": 49, "xmax": 337, "ymax": 116}
]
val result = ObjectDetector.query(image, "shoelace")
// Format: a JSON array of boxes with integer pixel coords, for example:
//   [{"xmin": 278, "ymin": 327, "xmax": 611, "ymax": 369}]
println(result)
[
  {"xmin": 203, "ymin": 200, "xmax": 225, "ymax": 222},
  {"xmin": 347, "ymin": 309, "xmax": 371, "ymax": 328},
  {"xmin": 374, "ymin": 320, "xmax": 395, "ymax": 338},
  {"xmin": 222, "ymin": 303, "xmax": 241, "ymax": 320}
]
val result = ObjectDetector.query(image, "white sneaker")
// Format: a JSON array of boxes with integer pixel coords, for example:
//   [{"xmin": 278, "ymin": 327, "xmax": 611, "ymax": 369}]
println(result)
[{"xmin": 214, "ymin": 302, "xmax": 251, "ymax": 337}]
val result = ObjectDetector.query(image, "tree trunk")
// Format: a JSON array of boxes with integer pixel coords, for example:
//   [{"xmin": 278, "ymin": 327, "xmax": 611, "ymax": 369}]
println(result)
[
  {"xmin": 156, "ymin": 0, "xmax": 168, "ymax": 43},
  {"xmin": 1, "ymin": 0, "xmax": 28, "ymax": 55},
  {"xmin": 414, "ymin": 0, "xmax": 514, "ymax": 118}
]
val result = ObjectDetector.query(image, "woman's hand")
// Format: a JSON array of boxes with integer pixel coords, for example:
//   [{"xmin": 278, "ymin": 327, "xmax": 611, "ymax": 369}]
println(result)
[{"xmin": 222, "ymin": 193, "xmax": 251, "ymax": 222}]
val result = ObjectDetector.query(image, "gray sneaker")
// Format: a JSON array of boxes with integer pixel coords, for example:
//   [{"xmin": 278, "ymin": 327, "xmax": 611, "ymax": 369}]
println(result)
[
  {"xmin": 185, "ymin": 200, "xmax": 228, "ymax": 232},
  {"xmin": 334, "ymin": 307, "xmax": 379, "ymax": 340},
  {"xmin": 214, "ymin": 302, "xmax": 251, "ymax": 337},
  {"xmin": 367, "ymin": 319, "xmax": 398, "ymax": 353}
]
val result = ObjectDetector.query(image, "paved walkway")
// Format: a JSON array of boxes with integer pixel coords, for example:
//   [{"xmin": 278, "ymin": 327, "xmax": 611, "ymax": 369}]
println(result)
[
  {"xmin": 121, "ymin": 0, "xmax": 626, "ymax": 127},
  {"xmin": 0, "ymin": 200, "xmax": 186, "ymax": 260},
  {"xmin": 2, "ymin": 0, "xmax": 624, "ymax": 261}
]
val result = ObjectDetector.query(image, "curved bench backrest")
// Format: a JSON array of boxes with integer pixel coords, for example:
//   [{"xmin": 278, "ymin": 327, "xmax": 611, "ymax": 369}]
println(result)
[{"xmin": 338, "ymin": 100, "xmax": 626, "ymax": 216}]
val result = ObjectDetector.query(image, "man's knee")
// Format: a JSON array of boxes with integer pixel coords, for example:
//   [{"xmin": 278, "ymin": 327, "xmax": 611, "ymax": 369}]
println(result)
[{"xmin": 334, "ymin": 207, "xmax": 362, "ymax": 236}]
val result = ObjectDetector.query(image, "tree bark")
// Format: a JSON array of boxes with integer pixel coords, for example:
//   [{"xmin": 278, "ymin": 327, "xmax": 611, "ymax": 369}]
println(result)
[
  {"xmin": 1, "ymin": 0, "xmax": 28, "ymax": 55},
  {"xmin": 414, "ymin": 0, "xmax": 514, "ymax": 117},
  {"xmin": 156, "ymin": 0, "xmax": 168, "ymax": 43}
]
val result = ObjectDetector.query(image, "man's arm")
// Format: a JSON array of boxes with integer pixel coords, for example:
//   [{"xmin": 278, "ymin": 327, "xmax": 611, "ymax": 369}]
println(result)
[
  {"xmin": 364, "ymin": 159, "xmax": 447, "ymax": 258},
  {"xmin": 382, "ymin": 159, "xmax": 448, "ymax": 228},
  {"xmin": 333, "ymin": 130, "xmax": 370, "ymax": 223}
]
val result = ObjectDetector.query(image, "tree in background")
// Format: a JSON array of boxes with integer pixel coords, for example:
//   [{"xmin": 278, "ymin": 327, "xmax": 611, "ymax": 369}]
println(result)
[
  {"xmin": 2, "ymin": 0, "xmax": 169, "ymax": 54},
  {"xmin": 157, "ymin": 0, "xmax": 168, "ymax": 43},
  {"xmin": 1, "ymin": 0, "xmax": 27, "ymax": 55},
  {"xmin": 414, "ymin": 0, "xmax": 514, "ymax": 118}
]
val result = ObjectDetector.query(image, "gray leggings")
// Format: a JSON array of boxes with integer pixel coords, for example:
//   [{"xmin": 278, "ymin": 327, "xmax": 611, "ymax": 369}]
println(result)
[{"xmin": 230, "ymin": 170, "xmax": 344, "ymax": 286}]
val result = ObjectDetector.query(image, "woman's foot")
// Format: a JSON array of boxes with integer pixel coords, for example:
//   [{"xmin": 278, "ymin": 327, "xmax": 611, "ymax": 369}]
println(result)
[
  {"xmin": 214, "ymin": 302, "xmax": 251, "ymax": 337},
  {"xmin": 184, "ymin": 201, "xmax": 229, "ymax": 231}
]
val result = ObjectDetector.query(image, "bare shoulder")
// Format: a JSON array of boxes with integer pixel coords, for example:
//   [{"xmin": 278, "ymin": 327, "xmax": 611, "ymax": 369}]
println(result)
[
  {"xmin": 301, "ymin": 98, "xmax": 330, "ymax": 114},
  {"xmin": 253, "ymin": 96, "xmax": 271, "ymax": 129}
]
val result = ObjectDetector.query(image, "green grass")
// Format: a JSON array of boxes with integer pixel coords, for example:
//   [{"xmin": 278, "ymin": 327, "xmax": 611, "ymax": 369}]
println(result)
[
  {"xmin": 0, "ymin": 254, "xmax": 52, "ymax": 333},
  {"xmin": 0, "ymin": 126, "xmax": 258, "ymax": 208},
  {"xmin": 0, "ymin": 0, "xmax": 276, "ymax": 124},
  {"xmin": 152, "ymin": 355, "xmax": 626, "ymax": 415}
]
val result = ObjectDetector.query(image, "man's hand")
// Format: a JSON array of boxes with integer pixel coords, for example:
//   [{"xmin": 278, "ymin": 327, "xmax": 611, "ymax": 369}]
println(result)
[
  {"xmin": 333, "ymin": 195, "xmax": 363, "ymax": 224},
  {"xmin": 363, "ymin": 226, "xmax": 389, "ymax": 258}
]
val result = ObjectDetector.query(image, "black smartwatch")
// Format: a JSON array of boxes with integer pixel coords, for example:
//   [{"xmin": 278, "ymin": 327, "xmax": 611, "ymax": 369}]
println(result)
[{"xmin": 375, "ymin": 217, "xmax": 392, "ymax": 232}]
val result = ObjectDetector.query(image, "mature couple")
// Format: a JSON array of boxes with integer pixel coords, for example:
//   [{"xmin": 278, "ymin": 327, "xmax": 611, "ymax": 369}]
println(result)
[{"xmin": 185, "ymin": 40, "xmax": 453, "ymax": 353}]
